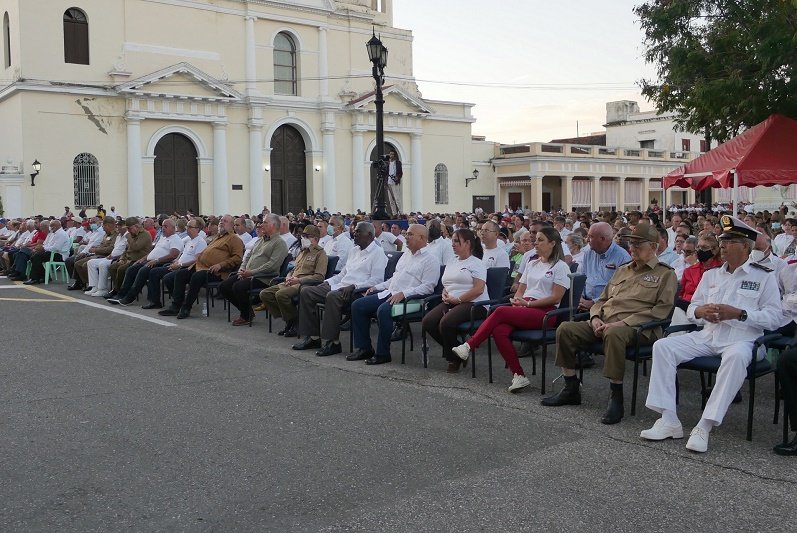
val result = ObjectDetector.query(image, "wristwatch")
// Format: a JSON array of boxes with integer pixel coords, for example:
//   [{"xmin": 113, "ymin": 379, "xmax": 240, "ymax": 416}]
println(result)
[{"xmin": 739, "ymin": 310, "xmax": 748, "ymax": 322}]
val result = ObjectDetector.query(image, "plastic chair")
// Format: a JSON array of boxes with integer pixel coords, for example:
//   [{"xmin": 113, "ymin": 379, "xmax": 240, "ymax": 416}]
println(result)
[{"xmin": 44, "ymin": 250, "xmax": 69, "ymax": 284}]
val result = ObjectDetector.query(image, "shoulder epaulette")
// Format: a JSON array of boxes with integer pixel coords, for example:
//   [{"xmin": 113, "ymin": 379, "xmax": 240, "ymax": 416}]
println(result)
[
  {"xmin": 751, "ymin": 262, "xmax": 773, "ymax": 273},
  {"xmin": 657, "ymin": 262, "xmax": 674, "ymax": 270}
]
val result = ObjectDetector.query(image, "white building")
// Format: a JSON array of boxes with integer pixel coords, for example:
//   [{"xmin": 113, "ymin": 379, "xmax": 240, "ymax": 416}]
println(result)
[{"xmin": 0, "ymin": 0, "xmax": 496, "ymax": 218}]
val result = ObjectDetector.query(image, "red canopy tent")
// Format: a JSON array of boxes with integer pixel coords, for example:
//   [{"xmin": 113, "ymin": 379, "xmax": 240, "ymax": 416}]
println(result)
[{"xmin": 662, "ymin": 114, "xmax": 797, "ymax": 214}]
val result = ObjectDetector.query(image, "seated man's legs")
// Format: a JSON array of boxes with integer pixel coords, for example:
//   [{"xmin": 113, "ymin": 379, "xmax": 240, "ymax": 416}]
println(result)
[
  {"xmin": 95, "ymin": 259, "xmax": 114, "ymax": 294},
  {"xmin": 775, "ymin": 348, "xmax": 797, "ymax": 454},
  {"xmin": 111, "ymin": 261, "xmax": 131, "ymax": 292},
  {"xmin": 181, "ymin": 270, "xmax": 217, "ymax": 317},
  {"xmin": 541, "ymin": 321, "xmax": 598, "ymax": 407},
  {"xmin": 12, "ymin": 248, "xmax": 32, "ymax": 278},
  {"xmin": 294, "ymin": 283, "xmax": 330, "ymax": 343},
  {"xmin": 319, "ymin": 285, "xmax": 358, "ymax": 351},
  {"xmin": 117, "ymin": 264, "xmax": 155, "ymax": 304},
  {"xmin": 86, "ymin": 257, "xmax": 105, "ymax": 293},
  {"xmin": 159, "ymin": 268, "xmax": 193, "ymax": 315},
  {"xmin": 115, "ymin": 262, "xmax": 145, "ymax": 300},
  {"xmin": 26, "ymin": 250, "xmax": 53, "ymax": 282},
  {"xmin": 596, "ymin": 324, "xmax": 652, "ymax": 424},
  {"xmin": 350, "ymin": 293, "xmax": 386, "ymax": 358},
  {"xmin": 144, "ymin": 266, "xmax": 172, "ymax": 306},
  {"xmin": 74, "ymin": 256, "xmax": 92, "ymax": 288}
]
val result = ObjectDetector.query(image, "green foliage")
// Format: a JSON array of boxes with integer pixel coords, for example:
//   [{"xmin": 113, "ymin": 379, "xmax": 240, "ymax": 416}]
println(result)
[{"xmin": 635, "ymin": 0, "xmax": 797, "ymax": 142}]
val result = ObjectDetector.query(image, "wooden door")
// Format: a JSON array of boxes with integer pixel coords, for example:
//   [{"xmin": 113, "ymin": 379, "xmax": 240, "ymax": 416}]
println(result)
[
  {"xmin": 154, "ymin": 133, "xmax": 199, "ymax": 215},
  {"xmin": 270, "ymin": 125, "xmax": 306, "ymax": 215}
]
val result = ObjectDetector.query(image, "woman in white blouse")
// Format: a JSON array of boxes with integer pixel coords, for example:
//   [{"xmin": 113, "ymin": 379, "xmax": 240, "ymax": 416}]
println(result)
[
  {"xmin": 453, "ymin": 227, "xmax": 570, "ymax": 392},
  {"xmin": 422, "ymin": 229, "xmax": 490, "ymax": 373}
]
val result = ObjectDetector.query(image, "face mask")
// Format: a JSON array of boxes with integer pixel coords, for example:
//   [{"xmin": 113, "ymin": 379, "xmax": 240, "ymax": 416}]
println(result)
[
  {"xmin": 90, "ymin": 223, "xmax": 98, "ymax": 231},
  {"xmin": 327, "ymin": 226, "xmax": 335, "ymax": 236},
  {"xmin": 749, "ymin": 249, "xmax": 767, "ymax": 263},
  {"xmin": 301, "ymin": 237, "xmax": 311, "ymax": 249},
  {"xmin": 772, "ymin": 223, "xmax": 782, "ymax": 230},
  {"xmin": 696, "ymin": 249, "xmax": 714, "ymax": 263}
]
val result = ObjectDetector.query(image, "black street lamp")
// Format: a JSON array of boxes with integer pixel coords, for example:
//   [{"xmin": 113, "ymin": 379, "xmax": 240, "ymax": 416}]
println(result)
[
  {"xmin": 367, "ymin": 30, "xmax": 389, "ymax": 220},
  {"xmin": 30, "ymin": 159, "xmax": 42, "ymax": 186}
]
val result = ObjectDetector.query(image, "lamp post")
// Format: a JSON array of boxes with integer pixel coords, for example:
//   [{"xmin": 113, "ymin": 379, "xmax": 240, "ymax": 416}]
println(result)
[
  {"xmin": 367, "ymin": 30, "xmax": 389, "ymax": 220},
  {"xmin": 466, "ymin": 169, "xmax": 479, "ymax": 187},
  {"xmin": 30, "ymin": 159, "xmax": 41, "ymax": 186}
]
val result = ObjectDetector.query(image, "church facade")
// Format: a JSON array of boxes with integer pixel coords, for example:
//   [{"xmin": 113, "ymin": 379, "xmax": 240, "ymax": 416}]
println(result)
[{"xmin": 0, "ymin": 0, "xmax": 496, "ymax": 218}]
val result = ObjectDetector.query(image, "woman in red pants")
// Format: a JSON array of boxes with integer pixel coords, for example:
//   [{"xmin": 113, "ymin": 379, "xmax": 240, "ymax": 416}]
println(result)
[
  {"xmin": 422, "ymin": 228, "xmax": 490, "ymax": 373},
  {"xmin": 453, "ymin": 226, "xmax": 569, "ymax": 392}
]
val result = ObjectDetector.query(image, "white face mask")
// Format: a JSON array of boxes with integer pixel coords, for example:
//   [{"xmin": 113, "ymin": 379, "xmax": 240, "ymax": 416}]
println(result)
[
  {"xmin": 749, "ymin": 249, "xmax": 767, "ymax": 263},
  {"xmin": 301, "ymin": 237, "xmax": 311, "ymax": 249}
]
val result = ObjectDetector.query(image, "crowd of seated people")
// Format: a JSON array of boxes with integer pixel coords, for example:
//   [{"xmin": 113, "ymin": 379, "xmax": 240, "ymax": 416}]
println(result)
[{"xmin": 5, "ymin": 203, "xmax": 797, "ymax": 456}]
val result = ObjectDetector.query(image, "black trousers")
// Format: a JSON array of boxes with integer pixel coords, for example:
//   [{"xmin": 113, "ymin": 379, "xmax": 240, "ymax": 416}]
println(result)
[
  {"xmin": 29, "ymin": 251, "xmax": 62, "ymax": 280},
  {"xmin": 219, "ymin": 273, "xmax": 269, "ymax": 320},
  {"xmin": 779, "ymin": 348, "xmax": 797, "ymax": 430},
  {"xmin": 165, "ymin": 268, "xmax": 221, "ymax": 310}
]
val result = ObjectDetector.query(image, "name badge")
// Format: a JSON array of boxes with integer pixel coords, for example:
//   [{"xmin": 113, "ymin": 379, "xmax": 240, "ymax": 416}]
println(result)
[
  {"xmin": 606, "ymin": 263, "xmax": 617, "ymax": 270},
  {"xmin": 740, "ymin": 280, "xmax": 760, "ymax": 291},
  {"xmin": 642, "ymin": 274, "xmax": 660, "ymax": 283}
]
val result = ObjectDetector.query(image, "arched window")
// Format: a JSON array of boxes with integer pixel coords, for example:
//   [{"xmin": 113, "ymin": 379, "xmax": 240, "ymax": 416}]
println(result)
[
  {"xmin": 3, "ymin": 12, "xmax": 10, "ymax": 68},
  {"xmin": 274, "ymin": 32, "xmax": 297, "ymax": 95},
  {"xmin": 434, "ymin": 163, "xmax": 449, "ymax": 204},
  {"xmin": 63, "ymin": 8, "xmax": 89, "ymax": 65},
  {"xmin": 73, "ymin": 153, "xmax": 99, "ymax": 208}
]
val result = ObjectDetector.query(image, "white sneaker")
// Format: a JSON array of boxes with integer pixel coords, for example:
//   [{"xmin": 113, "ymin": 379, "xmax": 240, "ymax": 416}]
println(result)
[
  {"xmin": 508, "ymin": 373, "xmax": 530, "ymax": 393},
  {"xmin": 640, "ymin": 418, "xmax": 684, "ymax": 441},
  {"xmin": 83, "ymin": 288, "xmax": 94, "ymax": 294},
  {"xmin": 452, "ymin": 342, "xmax": 471, "ymax": 361},
  {"xmin": 92, "ymin": 290, "xmax": 108, "ymax": 297},
  {"xmin": 685, "ymin": 426, "xmax": 709, "ymax": 453}
]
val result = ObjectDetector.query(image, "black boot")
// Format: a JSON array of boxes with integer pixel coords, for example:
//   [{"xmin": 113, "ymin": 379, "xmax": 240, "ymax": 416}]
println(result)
[
  {"xmin": 601, "ymin": 386, "xmax": 624, "ymax": 425},
  {"xmin": 541, "ymin": 376, "xmax": 581, "ymax": 406}
]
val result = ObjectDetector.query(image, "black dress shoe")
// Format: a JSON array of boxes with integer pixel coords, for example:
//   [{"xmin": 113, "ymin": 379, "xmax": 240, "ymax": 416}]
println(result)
[
  {"xmin": 773, "ymin": 434, "xmax": 797, "ymax": 456},
  {"xmin": 283, "ymin": 326, "xmax": 298, "ymax": 338},
  {"xmin": 67, "ymin": 283, "xmax": 84, "ymax": 291},
  {"xmin": 292, "ymin": 337, "xmax": 322, "ymax": 350},
  {"xmin": 103, "ymin": 291, "xmax": 118, "ymax": 300},
  {"xmin": 601, "ymin": 393, "xmax": 624, "ymax": 425},
  {"xmin": 176, "ymin": 307, "xmax": 191, "ymax": 319},
  {"xmin": 339, "ymin": 319, "xmax": 351, "ymax": 331},
  {"xmin": 365, "ymin": 354, "xmax": 392, "ymax": 365},
  {"xmin": 23, "ymin": 279, "xmax": 42, "ymax": 285},
  {"xmin": 541, "ymin": 378, "xmax": 582, "ymax": 406},
  {"xmin": 141, "ymin": 302, "xmax": 162, "ymax": 310},
  {"xmin": 158, "ymin": 307, "xmax": 180, "ymax": 316},
  {"xmin": 346, "ymin": 348, "xmax": 374, "ymax": 361},
  {"xmin": 316, "ymin": 341, "xmax": 342, "ymax": 357},
  {"xmin": 390, "ymin": 325, "xmax": 406, "ymax": 342}
]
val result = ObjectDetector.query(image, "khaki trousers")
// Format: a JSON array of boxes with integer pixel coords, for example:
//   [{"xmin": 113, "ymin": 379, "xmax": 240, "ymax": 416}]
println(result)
[
  {"xmin": 260, "ymin": 283, "xmax": 301, "ymax": 323},
  {"xmin": 555, "ymin": 321, "xmax": 657, "ymax": 381}
]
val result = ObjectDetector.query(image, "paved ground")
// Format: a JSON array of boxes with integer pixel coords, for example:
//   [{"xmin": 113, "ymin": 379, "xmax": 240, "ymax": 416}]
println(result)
[{"xmin": 1, "ymin": 278, "xmax": 796, "ymax": 531}]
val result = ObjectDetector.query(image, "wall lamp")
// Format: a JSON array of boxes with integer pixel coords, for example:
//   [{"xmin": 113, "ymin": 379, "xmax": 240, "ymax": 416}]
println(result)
[
  {"xmin": 30, "ymin": 159, "xmax": 42, "ymax": 186},
  {"xmin": 264, "ymin": 165, "xmax": 270, "ymax": 172},
  {"xmin": 465, "ymin": 168, "xmax": 479, "ymax": 187},
  {"xmin": 314, "ymin": 165, "xmax": 321, "ymax": 172}
]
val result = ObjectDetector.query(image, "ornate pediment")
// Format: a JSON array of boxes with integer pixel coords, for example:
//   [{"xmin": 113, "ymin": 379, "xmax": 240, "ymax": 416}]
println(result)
[
  {"xmin": 347, "ymin": 85, "xmax": 435, "ymax": 116},
  {"xmin": 116, "ymin": 63, "xmax": 243, "ymax": 102}
]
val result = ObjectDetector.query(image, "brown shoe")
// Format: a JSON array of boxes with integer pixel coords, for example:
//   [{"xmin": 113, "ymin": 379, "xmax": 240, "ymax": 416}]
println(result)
[
  {"xmin": 446, "ymin": 360, "xmax": 462, "ymax": 373},
  {"xmin": 232, "ymin": 317, "xmax": 251, "ymax": 326},
  {"xmin": 253, "ymin": 303, "xmax": 267, "ymax": 312}
]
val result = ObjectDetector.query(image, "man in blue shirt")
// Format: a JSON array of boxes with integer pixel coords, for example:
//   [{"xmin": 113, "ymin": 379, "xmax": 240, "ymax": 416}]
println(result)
[{"xmin": 576, "ymin": 221, "xmax": 631, "ymax": 367}]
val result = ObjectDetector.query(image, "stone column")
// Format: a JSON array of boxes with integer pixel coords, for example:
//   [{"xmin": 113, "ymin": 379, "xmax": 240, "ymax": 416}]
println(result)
[
  {"xmin": 617, "ymin": 176, "xmax": 626, "ymax": 212},
  {"xmin": 687, "ymin": 187, "xmax": 696, "ymax": 205},
  {"xmin": 263, "ymin": 147, "xmax": 272, "ymax": 211},
  {"xmin": 318, "ymin": 26, "xmax": 328, "ymax": 97},
  {"xmin": 411, "ymin": 132, "xmax": 423, "ymax": 212},
  {"xmin": 245, "ymin": 16, "xmax": 257, "ymax": 97},
  {"xmin": 351, "ymin": 129, "xmax": 365, "ymax": 211},
  {"xmin": 641, "ymin": 178, "xmax": 650, "ymax": 211},
  {"xmin": 321, "ymin": 113, "xmax": 336, "ymax": 210},
  {"xmin": 213, "ymin": 121, "xmax": 229, "ymax": 214},
  {"xmin": 531, "ymin": 176, "xmax": 543, "ymax": 212},
  {"xmin": 248, "ymin": 114, "xmax": 264, "ymax": 215},
  {"xmin": 560, "ymin": 175, "xmax": 573, "ymax": 212},
  {"xmin": 591, "ymin": 176, "xmax": 601, "ymax": 212},
  {"xmin": 126, "ymin": 117, "xmax": 144, "ymax": 216}
]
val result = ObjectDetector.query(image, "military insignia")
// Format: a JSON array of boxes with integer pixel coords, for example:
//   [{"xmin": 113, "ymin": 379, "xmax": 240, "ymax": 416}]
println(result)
[
  {"xmin": 606, "ymin": 263, "xmax": 617, "ymax": 270},
  {"xmin": 642, "ymin": 274, "xmax": 660, "ymax": 283},
  {"xmin": 750, "ymin": 263, "xmax": 773, "ymax": 273},
  {"xmin": 740, "ymin": 280, "xmax": 761, "ymax": 291}
]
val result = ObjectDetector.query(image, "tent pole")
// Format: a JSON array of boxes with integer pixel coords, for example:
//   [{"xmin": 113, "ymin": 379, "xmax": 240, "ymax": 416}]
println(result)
[{"xmin": 732, "ymin": 169, "xmax": 738, "ymax": 217}]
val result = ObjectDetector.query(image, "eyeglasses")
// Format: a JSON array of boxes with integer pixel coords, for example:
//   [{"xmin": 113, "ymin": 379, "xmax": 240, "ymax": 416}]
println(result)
[{"xmin": 682, "ymin": 250, "xmax": 695, "ymax": 256}]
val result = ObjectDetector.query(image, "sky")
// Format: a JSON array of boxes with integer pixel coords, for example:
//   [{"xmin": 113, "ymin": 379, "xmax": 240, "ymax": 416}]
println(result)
[{"xmin": 392, "ymin": 0, "xmax": 659, "ymax": 144}]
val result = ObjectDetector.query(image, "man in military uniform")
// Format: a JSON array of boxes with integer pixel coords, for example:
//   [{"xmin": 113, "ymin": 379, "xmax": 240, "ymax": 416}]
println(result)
[
  {"xmin": 543, "ymin": 223, "xmax": 677, "ymax": 425},
  {"xmin": 258, "ymin": 225, "xmax": 328, "ymax": 337},
  {"xmin": 641, "ymin": 216, "xmax": 782, "ymax": 453},
  {"xmin": 105, "ymin": 217, "xmax": 153, "ymax": 299}
]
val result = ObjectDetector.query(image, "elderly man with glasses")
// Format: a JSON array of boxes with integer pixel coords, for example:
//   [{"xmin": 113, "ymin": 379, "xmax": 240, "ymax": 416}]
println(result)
[
  {"xmin": 23, "ymin": 220, "xmax": 71, "ymax": 285},
  {"xmin": 641, "ymin": 216, "xmax": 782, "ymax": 453},
  {"xmin": 543, "ymin": 223, "xmax": 677, "ymax": 425}
]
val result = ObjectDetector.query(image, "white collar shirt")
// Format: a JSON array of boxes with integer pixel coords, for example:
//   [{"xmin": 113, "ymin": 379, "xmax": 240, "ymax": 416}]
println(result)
[
  {"xmin": 147, "ymin": 233, "xmax": 184, "ymax": 262},
  {"xmin": 373, "ymin": 246, "xmax": 440, "ymax": 300},
  {"xmin": 84, "ymin": 228, "xmax": 106, "ymax": 249},
  {"xmin": 323, "ymin": 232, "xmax": 354, "ymax": 271},
  {"xmin": 16, "ymin": 230, "xmax": 32, "ymax": 247},
  {"xmin": 318, "ymin": 234, "xmax": 332, "ymax": 247},
  {"xmin": 177, "ymin": 235, "xmax": 208, "ymax": 266},
  {"xmin": 427, "ymin": 237, "xmax": 455, "ymax": 266},
  {"xmin": 328, "ymin": 240, "xmax": 387, "ymax": 291},
  {"xmin": 237, "ymin": 232, "xmax": 253, "ymax": 244},
  {"xmin": 110, "ymin": 234, "xmax": 128, "ymax": 258},
  {"xmin": 43, "ymin": 228, "xmax": 71, "ymax": 256},
  {"xmin": 281, "ymin": 232, "xmax": 297, "ymax": 248}
]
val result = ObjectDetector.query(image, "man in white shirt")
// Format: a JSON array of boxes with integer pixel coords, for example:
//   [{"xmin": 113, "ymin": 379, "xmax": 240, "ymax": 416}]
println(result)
[
  {"xmin": 425, "ymin": 219, "xmax": 455, "ymax": 267},
  {"xmin": 374, "ymin": 222, "xmax": 399, "ymax": 252},
  {"xmin": 774, "ymin": 218, "xmax": 797, "ymax": 257},
  {"xmin": 391, "ymin": 223, "xmax": 407, "ymax": 247},
  {"xmin": 24, "ymin": 220, "xmax": 71, "ymax": 284},
  {"xmin": 279, "ymin": 216, "xmax": 298, "ymax": 249},
  {"xmin": 317, "ymin": 219, "xmax": 332, "ymax": 248},
  {"xmin": 64, "ymin": 217, "xmax": 86, "ymax": 242},
  {"xmin": 110, "ymin": 218, "xmax": 184, "ymax": 305},
  {"xmin": 751, "ymin": 232, "xmax": 786, "ymax": 276},
  {"xmin": 86, "ymin": 220, "xmax": 128, "ymax": 297},
  {"xmin": 66, "ymin": 218, "xmax": 106, "ymax": 289},
  {"xmin": 234, "ymin": 217, "xmax": 253, "ymax": 245},
  {"xmin": 348, "ymin": 225, "xmax": 441, "ymax": 365},
  {"xmin": 666, "ymin": 213, "xmax": 683, "ymax": 249},
  {"xmin": 322, "ymin": 215, "xmax": 353, "ymax": 272},
  {"xmin": 292, "ymin": 222, "xmax": 387, "ymax": 354},
  {"xmin": 480, "ymin": 220, "xmax": 511, "ymax": 269},
  {"xmin": 138, "ymin": 218, "xmax": 208, "ymax": 309}
]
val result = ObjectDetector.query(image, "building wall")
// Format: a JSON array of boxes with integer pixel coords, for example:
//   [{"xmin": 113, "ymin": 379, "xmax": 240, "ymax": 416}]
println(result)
[{"xmin": 605, "ymin": 100, "xmax": 712, "ymax": 153}]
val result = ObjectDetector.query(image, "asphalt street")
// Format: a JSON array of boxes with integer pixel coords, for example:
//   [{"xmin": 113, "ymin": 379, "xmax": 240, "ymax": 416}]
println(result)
[{"xmin": 1, "ymin": 278, "xmax": 796, "ymax": 531}]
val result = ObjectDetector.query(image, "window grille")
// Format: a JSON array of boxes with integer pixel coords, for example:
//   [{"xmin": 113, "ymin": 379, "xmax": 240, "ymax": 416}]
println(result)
[{"xmin": 73, "ymin": 153, "xmax": 99, "ymax": 208}]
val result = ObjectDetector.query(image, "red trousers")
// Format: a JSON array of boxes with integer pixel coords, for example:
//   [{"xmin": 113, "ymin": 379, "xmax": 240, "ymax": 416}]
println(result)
[{"xmin": 467, "ymin": 305, "xmax": 556, "ymax": 376}]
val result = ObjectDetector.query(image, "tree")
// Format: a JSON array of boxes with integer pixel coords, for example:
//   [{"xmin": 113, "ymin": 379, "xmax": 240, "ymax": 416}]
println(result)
[{"xmin": 635, "ymin": 0, "xmax": 797, "ymax": 143}]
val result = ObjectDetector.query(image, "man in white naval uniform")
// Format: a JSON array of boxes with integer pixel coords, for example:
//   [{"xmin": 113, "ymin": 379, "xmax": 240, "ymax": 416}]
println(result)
[{"xmin": 641, "ymin": 216, "xmax": 782, "ymax": 453}]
